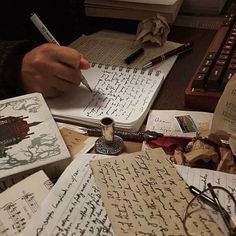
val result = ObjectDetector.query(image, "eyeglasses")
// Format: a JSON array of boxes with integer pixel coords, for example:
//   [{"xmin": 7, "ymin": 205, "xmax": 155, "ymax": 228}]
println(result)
[{"xmin": 183, "ymin": 183, "xmax": 236, "ymax": 236}]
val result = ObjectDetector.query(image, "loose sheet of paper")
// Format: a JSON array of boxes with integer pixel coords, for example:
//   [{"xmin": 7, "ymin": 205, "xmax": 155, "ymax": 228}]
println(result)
[
  {"xmin": 0, "ymin": 171, "xmax": 53, "ymax": 236},
  {"xmin": 176, "ymin": 164, "xmax": 236, "ymax": 233},
  {"xmin": 59, "ymin": 127, "xmax": 95, "ymax": 156},
  {"xmin": 90, "ymin": 148, "xmax": 223, "ymax": 235},
  {"xmin": 21, "ymin": 153, "xmax": 114, "ymax": 236}
]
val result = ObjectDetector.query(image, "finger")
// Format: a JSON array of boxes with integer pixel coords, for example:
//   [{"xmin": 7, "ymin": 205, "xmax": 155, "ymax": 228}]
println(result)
[
  {"xmin": 49, "ymin": 45, "xmax": 88, "ymax": 69},
  {"xmin": 34, "ymin": 59, "xmax": 82, "ymax": 85},
  {"xmin": 51, "ymin": 76, "xmax": 78, "ymax": 92},
  {"xmin": 52, "ymin": 62, "xmax": 82, "ymax": 85}
]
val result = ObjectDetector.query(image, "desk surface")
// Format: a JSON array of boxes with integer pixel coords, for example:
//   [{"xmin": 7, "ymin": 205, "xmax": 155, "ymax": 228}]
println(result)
[
  {"xmin": 155, "ymin": 26, "xmax": 216, "ymax": 111},
  {"xmin": 85, "ymin": 17, "xmax": 216, "ymax": 111}
]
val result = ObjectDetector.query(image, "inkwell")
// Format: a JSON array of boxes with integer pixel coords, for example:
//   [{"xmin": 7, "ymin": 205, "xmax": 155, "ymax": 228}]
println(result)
[{"xmin": 95, "ymin": 117, "xmax": 124, "ymax": 155}]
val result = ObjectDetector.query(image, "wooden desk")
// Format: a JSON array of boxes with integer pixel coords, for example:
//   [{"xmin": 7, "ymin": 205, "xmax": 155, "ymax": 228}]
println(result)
[{"xmin": 155, "ymin": 26, "xmax": 216, "ymax": 110}]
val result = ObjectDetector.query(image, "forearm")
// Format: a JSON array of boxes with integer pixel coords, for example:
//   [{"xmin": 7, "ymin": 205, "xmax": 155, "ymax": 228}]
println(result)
[{"xmin": 0, "ymin": 40, "xmax": 38, "ymax": 99}]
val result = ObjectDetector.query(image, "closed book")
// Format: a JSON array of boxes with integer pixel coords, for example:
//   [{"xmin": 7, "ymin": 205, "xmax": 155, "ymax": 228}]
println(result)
[
  {"xmin": 180, "ymin": 0, "xmax": 227, "ymax": 15},
  {"xmin": 0, "ymin": 93, "xmax": 71, "ymax": 191},
  {"xmin": 84, "ymin": 0, "xmax": 183, "ymax": 23}
]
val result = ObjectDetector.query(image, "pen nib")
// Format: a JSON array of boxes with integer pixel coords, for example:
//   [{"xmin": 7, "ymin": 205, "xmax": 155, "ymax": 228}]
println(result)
[
  {"xmin": 142, "ymin": 62, "xmax": 152, "ymax": 70},
  {"xmin": 81, "ymin": 76, "xmax": 93, "ymax": 92}
]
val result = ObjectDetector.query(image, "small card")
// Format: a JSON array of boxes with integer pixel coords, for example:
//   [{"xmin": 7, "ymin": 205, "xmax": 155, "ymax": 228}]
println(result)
[{"xmin": 175, "ymin": 115, "xmax": 197, "ymax": 133}]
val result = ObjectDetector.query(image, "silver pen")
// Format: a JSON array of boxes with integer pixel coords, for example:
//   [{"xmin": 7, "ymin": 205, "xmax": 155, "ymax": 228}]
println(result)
[{"xmin": 30, "ymin": 13, "xmax": 92, "ymax": 92}]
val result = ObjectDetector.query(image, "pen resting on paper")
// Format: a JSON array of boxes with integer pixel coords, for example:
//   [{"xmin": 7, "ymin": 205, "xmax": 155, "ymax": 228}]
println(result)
[
  {"xmin": 30, "ymin": 13, "xmax": 92, "ymax": 92},
  {"xmin": 142, "ymin": 42, "xmax": 193, "ymax": 69}
]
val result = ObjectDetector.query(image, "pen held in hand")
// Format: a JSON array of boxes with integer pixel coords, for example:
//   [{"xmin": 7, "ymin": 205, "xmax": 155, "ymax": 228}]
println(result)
[
  {"xmin": 142, "ymin": 42, "xmax": 194, "ymax": 70},
  {"xmin": 30, "ymin": 13, "xmax": 92, "ymax": 92}
]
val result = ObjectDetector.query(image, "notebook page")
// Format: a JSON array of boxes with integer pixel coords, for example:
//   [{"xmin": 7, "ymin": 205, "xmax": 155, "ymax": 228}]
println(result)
[{"xmin": 47, "ymin": 64, "xmax": 164, "ymax": 131}]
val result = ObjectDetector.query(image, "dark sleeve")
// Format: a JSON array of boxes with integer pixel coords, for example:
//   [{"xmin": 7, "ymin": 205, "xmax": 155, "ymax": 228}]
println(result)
[{"xmin": 0, "ymin": 40, "xmax": 38, "ymax": 99}]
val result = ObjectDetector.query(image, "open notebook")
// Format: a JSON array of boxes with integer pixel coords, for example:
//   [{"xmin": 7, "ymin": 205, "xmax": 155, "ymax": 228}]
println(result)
[{"xmin": 47, "ymin": 63, "xmax": 164, "ymax": 131}]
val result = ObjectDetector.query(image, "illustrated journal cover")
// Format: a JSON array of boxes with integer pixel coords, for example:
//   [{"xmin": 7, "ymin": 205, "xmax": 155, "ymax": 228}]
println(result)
[{"xmin": 0, "ymin": 93, "xmax": 70, "ymax": 187}]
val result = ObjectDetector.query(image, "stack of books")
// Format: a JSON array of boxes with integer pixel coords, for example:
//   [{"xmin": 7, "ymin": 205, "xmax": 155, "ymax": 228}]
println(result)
[
  {"xmin": 0, "ymin": 93, "xmax": 70, "ymax": 191},
  {"xmin": 180, "ymin": 0, "xmax": 227, "ymax": 15},
  {"xmin": 84, "ymin": 0, "xmax": 183, "ymax": 23}
]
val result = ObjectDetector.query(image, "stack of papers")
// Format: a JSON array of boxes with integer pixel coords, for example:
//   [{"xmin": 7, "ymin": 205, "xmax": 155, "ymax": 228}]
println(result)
[{"xmin": 84, "ymin": 0, "xmax": 183, "ymax": 23}]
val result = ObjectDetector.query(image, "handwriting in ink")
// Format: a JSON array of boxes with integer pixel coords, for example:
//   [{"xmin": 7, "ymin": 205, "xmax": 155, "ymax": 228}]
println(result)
[
  {"xmin": 90, "ymin": 150, "xmax": 224, "ymax": 235},
  {"xmin": 82, "ymin": 68, "xmax": 159, "ymax": 122}
]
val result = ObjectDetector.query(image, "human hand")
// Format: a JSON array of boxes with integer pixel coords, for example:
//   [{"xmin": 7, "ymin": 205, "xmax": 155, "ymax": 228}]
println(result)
[{"xmin": 20, "ymin": 43, "xmax": 90, "ymax": 97}]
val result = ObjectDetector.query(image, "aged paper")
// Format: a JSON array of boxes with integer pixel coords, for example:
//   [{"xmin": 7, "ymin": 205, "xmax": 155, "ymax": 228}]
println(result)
[
  {"xmin": 90, "ymin": 148, "xmax": 223, "ymax": 235},
  {"xmin": 210, "ymin": 74, "xmax": 236, "ymax": 154},
  {"xmin": 69, "ymin": 30, "xmax": 180, "ymax": 77},
  {"xmin": 56, "ymin": 121, "xmax": 88, "ymax": 133},
  {"xmin": 59, "ymin": 127, "xmax": 95, "ymax": 156},
  {"xmin": 0, "ymin": 171, "xmax": 53, "ymax": 236},
  {"xmin": 21, "ymin": 153, "xmax": 114, "ymax": 236}
]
